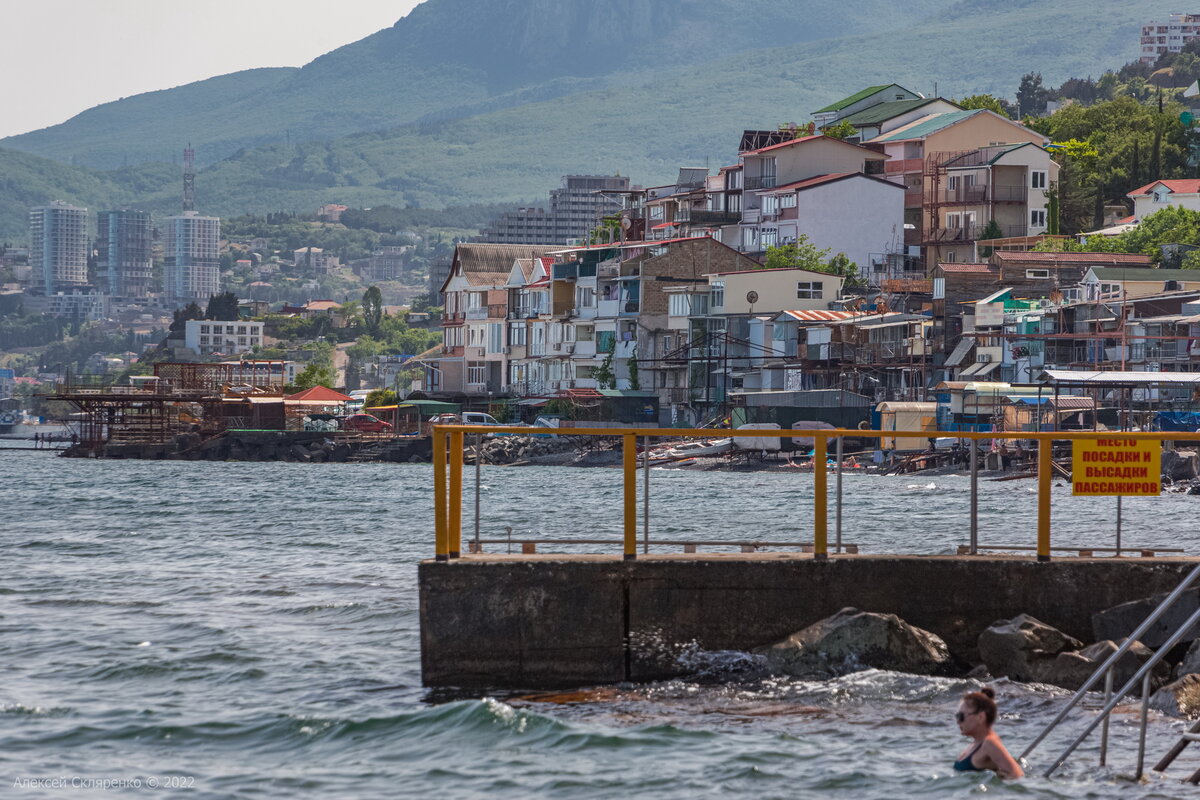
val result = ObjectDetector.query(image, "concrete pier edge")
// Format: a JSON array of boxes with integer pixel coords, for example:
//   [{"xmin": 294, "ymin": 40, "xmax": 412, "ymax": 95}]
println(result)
[{"xmin": 419, "ymin": 553, "xmax": 1200, "ymax": 688}]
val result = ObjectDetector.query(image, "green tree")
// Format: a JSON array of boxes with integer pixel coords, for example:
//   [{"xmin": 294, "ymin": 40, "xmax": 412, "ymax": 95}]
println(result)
[
  {"xmin": 362, "ymin": 285, "xmax": 383, "ymax": 336},
  {"xmin": 292, "ymin": 363, "xmax": 338, "ymax": 391},
  {"xmin": 204, "ymin": 291, "xmax": 240, "ymax": 321},
  {"xmin": 593, "ymin": 351, "xmax": 615, "ymax": 389},
  {"xmin": 825, "ymin": 252, "xmax": 862, "ymax": 288},
  {"xmin": 763, "ymin": 236, "xmax": 832, "ymax": 271},
  {"xmin": 1017, "ymin": 72, "xmax": 1049, "ymax": 117},
  {"xmin": 169, "ymin": 302, "xmax": 204, "ymax": 333},
  {"xmin": 956, "ymin": 94, "xmax": 1011, "ymax": 118},
  {"xmin": 822, "ymin": 120, "xmax": 857, "ymax": 140},
  {"xmin": 627, "ymin": 355, "xmax": 640, "ymax": 390},
  {"xmin": 364, "ymin": 388, "xmax": 397, "ymax": 408},
  {"xmin": 978, "ymin": 219, "xmax": 1004, "ymax": 257}
]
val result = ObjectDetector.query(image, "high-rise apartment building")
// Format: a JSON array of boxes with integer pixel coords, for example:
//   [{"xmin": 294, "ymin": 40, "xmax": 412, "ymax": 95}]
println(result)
[
  {"xmin": 29, "ymin": 201, "xmax": 88, "ymax": 293},
  {"xmin": 1141, "ymin": 13, "xmax": 1200, "ymax": 63},
  {"xmin": 97, "ymin": 210, "xmax": 153, "ymax": 298},
  {"xmin": 476, "ymin": 175, "xmax": 630, "ymax": 245},
  {"xmin": 163, "ymin": 211, "xmax": 221, "ymax": 302}
]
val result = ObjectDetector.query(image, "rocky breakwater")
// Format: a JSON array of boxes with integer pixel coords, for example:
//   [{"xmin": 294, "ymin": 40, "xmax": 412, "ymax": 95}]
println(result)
[
  {"xmin": 754, "ymin": 590, "xmax": 1200, "ymax": 718},
  {"xmin": 474, "ymin": 434, "xmax": 593, "ymax": 466}
]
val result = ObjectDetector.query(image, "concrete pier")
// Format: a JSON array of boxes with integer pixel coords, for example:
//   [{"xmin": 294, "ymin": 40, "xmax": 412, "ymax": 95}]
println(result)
[{"xmin": 419, "ymin": 554, "xmax": 1200, "ymax": 688}]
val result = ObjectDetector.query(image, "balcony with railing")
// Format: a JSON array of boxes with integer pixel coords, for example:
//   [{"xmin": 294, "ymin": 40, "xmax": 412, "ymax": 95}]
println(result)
[
  {"xmin": 487, "ymin": 303, "xmax": 507, "ymax": 318},
  {"xmin": 885, "ymin": 158, "xmax": 924, "ymax": 174},
  {"xmin": 465, "ymin": 307, "xmax": 488, "ymax": 320},
  {"xmin": 742, "ymin": 208, "xmax": 761, "ymax": 224},
  {"xmin": 683, "ymin": 209, "xmax": 742, "ymax": 226},
  {"xmin": 744, "ymin": 175, "xmax": 777, "ymax": 190}
]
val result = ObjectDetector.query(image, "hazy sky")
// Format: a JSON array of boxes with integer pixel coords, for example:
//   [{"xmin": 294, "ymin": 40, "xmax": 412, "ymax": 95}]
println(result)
[{"xmin": 0, "ymin": 0, "xmax": 425, "ymax": 139}]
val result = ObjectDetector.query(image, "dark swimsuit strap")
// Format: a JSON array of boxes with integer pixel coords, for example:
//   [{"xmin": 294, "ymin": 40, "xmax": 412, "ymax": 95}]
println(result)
[{"xmin": 963, "ymin": 740, "xmax": 984, "ymax": 765}]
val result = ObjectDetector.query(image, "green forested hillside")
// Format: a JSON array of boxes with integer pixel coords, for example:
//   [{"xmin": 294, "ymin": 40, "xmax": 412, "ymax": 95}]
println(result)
[{"xmin": 0, "ymin": 0, "xmax": 1181, "ymax": 239}]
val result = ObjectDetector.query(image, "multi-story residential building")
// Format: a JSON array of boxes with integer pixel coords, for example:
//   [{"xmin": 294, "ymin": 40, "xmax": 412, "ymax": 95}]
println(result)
[
  {"xmin": 737, "ymin": 134, "xmax": 890, "ymax": 257},
  {"xmin": 811, "ymin": 84, "xmax": 924, "ymax": 128},
  {"xmin": 837, "ymin": 97, "xmax": 961, "ymax": 143},
  {"xmin": 293, "ymin": 247, "xmax": 339, "ymax": 274},
  {"xmin": 351, "ymin": 246, "xmax": 410, "ymax": 282},
  {"xmin": 163, "ymin": 211, "xmax": 221, "ymax": 303},
  {"xmin": 97, "ymin": 210, "xmax": 153, "ymax": 298},
  {"xmin": 22, "ymin": 288, "xmax": 110, "ymax": 321},
  {"xmin": 1127, "ymin": 179, "xmax": 1200, "ymax": 219},
  {"xmin": 29, "ymin": 201, "xmax": 88, "ymax": 294},
  {"xmin": 184, "ymin": 319, "xmax": 265, "ymax": 356},
  {"xmin": 1140, "ymin": 13, "xmax": 1200, "ymax": 63},
  {"xmin": 435, "ymin": 243, "xmax": 559, "ymax": 395},
  {"xmin": 864, "ymin": 110, "xmax": 1055, "ymax": 266},
  {"xmin": 476, "ymin": 175, "xmax": 631, "ymax": 245}
]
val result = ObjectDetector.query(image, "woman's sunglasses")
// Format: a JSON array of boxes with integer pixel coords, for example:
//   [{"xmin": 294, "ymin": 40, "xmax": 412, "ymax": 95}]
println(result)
[{"xmin": 955, "ymin": 710, "xmax": 976, "ymax": 723}]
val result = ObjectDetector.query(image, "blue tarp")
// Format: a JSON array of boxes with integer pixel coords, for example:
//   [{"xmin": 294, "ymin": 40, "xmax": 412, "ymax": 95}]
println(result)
[{"xmin": 1153, "ymin": 412, "xmax": 1200, "ymax": 432}]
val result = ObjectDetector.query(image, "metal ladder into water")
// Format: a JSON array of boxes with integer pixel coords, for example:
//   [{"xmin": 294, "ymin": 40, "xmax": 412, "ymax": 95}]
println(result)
[{"xmin": 1021, "ymin": 561, "xmax": 1200, "ymax": 781}]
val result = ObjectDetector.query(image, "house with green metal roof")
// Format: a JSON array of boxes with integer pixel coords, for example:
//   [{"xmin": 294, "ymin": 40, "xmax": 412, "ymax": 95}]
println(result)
[
  {"xmin": 811, "ymin": 84, "xmax": 922, "ymax": 126},
  {"xmin": 839, "ymin": 97, "xmax": 961, "ymax": 141}
]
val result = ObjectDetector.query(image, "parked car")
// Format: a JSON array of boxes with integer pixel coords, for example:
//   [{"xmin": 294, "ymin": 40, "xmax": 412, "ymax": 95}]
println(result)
[{"xmin": 342, "ymin": 413, "xmax": 393, "ymax": 433}]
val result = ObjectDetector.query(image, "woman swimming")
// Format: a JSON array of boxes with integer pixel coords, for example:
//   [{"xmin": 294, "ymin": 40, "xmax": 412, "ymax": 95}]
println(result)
[{"xmin": 953, "ymin": 687, "xmax": 1024, "ymax": 779}]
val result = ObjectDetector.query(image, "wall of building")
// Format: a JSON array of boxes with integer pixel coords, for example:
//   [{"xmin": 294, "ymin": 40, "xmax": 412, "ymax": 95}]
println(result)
[{"xmin": 791, "ymin": 177, "xmax": 905, "ymax": 268}]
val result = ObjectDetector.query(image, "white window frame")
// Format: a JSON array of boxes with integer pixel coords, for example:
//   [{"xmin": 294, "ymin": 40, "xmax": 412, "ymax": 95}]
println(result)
[
  {"xmin": 1031, "ymin": 171, "xmax": 1047, "ymax": 189},
  {"xmin": 1031, "ymin": 209, "xmax": 1047, "ymax": 227},
  {"xmin": 710, "ymin": 281, "xmax": 725, "ymax": 308},
  {"xmin": 779, "ymin": 193, "xmax": 797, "ymax": 209},
  {"xmin": 796, "ymin": 281, "xmax": 823, "ymax": 300}
]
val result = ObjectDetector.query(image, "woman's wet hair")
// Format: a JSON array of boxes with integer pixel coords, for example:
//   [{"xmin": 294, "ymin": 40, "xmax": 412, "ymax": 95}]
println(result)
[{"xmin": 963, "ymin": 686, "xmax": 997, "ymax": 726}]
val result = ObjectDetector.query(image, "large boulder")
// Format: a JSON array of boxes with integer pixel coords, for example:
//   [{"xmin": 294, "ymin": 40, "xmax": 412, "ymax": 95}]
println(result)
[
  {"xmin": 1039, "ymin": 638, "xmax": 1167, "ymax": 691},
  {"xmin": 1150, "ymin": 674, "xmax": 1200, "ymax": 718},
  {"xmin": 1176, "ymin": 639, "xmax": 1200, "ymax": 680},
  {"xmin": 1092, "ymin": 590, "xmax": 1200, "ymax": 649},
  {"xmin": 977, "ymin": 614, "xmax": 1083, "ymax": 683},
  {"xmin": 764, "ymin": 607, "xmax": 951, "ymax": 679},
  {"xmin": 1162, "ymin": 450, "xmax": 1199, "ymax": 482}
]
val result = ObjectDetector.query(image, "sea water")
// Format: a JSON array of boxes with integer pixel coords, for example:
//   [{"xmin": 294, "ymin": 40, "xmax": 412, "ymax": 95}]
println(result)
[{"xmin": 3, "ymin": 451, "xmax": 1198, "ymax": 799}]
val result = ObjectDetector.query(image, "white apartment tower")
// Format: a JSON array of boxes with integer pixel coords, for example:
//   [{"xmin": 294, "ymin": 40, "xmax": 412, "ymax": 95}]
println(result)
[
  {"xmin": 163, "ymin": 211, "xmax": 221, "ymax": 302},
  {"xmin": 1141, "ymin": 13, "xmax": 1200, "ymax": 63},
  {"xmin": 29, "ymin": 201, "xmax": 89, "ymax": 293}
]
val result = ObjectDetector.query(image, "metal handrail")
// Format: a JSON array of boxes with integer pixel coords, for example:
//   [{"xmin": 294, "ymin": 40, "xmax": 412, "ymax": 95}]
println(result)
[{"xmin": 1019, "ymin": 560, "xmax": 1200, "ymax": 777}]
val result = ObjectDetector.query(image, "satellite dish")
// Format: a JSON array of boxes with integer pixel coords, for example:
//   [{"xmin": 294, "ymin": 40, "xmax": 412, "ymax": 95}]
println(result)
[
  {"xmin": 620, "ymin": 217, "xmax": 632, "ymax": 230},
  {"xmin": 746, "ymin": 290, "xmax": 759, "ymax": 304}
]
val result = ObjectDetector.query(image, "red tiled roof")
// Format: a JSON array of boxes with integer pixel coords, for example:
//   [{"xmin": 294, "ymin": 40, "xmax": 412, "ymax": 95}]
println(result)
[
  {"xmin": 651, "ymin": 222, "xmax": 677, "ymax": 230},
  {"xmin": 938, "ymin": 263, "xmax": 998, "ymax": 274},
  {"xmin": 1128, "ymin": 179, "xmax": 1200, "ymax": 196},
  {"xmin": 992, "ymin": 251, "xmax": 1151, "ymax": 265},
  {"xmin": 284, "ymin": 386, "xmax": 352, "ymax": 403}
]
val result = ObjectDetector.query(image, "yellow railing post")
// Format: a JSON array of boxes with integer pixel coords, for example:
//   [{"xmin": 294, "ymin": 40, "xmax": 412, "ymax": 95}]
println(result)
[
  {"xmin": 623, "ymin": 434, "xmax": 637, "ymax": 560},
  {"xmin": 433, "ymin": 429, "xmax": 448, "ymax": 561},
  {"xmin": 449, "ymin": 429, "xmax": 464, "ymax": 558},
  {"xmin": 1037, "ymin": 437, "xmax": 1052, "ymax": 562},
  {"xmin": 813, "ymin": 435, "xmax": 828, "ymax": 560}
]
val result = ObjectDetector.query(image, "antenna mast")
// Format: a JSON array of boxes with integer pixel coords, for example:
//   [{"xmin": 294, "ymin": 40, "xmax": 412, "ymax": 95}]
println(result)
[{"xmin": 182, "ymin": 144, "xmax": 195, "ymax": 212}]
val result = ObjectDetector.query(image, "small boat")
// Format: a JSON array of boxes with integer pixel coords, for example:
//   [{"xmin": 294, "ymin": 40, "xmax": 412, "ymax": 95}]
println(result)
[{"xmin": 666, "ymin": 438, "xmax": 733, "ymax": 458}]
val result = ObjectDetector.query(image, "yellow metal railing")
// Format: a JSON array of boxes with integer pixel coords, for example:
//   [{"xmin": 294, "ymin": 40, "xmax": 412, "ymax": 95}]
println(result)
[{"xmin": 431, "ymin": 427, "xmax": 1200, "ymax": 562}]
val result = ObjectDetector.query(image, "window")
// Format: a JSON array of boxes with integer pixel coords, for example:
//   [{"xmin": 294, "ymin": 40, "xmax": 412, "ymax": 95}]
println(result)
[
  {"xmin": 649, "ymin": 205, "xmax": 664, "ymax": 220},
  {"xmin": 669, "ymin": 294, "xmax": 691, "ymax": 317},
  {"xmin": 576, "ymin": 286, "xmax": 595, "ymax": 308},
  {"xmin": 710, "ymin": 281, "xmax": 725, "ymax": 308},
  {"xmin": 1031, "ymin": 209, "xmax": 1047, "ymax": 227},
  {"xmin": 1026, "ymin": 269, "xmax": 1051, "ymax": 279},
  {"xmin": 1154, "ymin": 187, "xmax": 1171, "ymax": 203},
  {"xmin": 762, "ymin": 195, "xmax": 779, "ymax": 215},
  {"xmin": 760, "ymin": 228, "xmax": 778, "ymax": 248},
  {"xmin": 946, "ymin": 212, "xmax": 961, "ymax": 229},
  {"xmin": 797, "ymin": 281, "xmax": 823, "ymax": 299},
  {"xmin": 226, "ymin": 326, "xmax": 235, "ymax": 334},
  {"xmin": 467, "ymin": 362, "xmax": 486, "ymax": 384},
  {"xmin": 661, "ymin": 334, "xmax": 674, "ymax": 355},
  {"xmin": 200, "ymin": 325, "xmax": 210, "ymax": 334},
  {"xmin": 780, "ymin": 193, "xmax": 797, "ymax": 209},
  {"xmin": 237, "ymin": 326, "xmax": 247, "ymax": 335},
  {"xmin": 948, "ymin": 174, "xmax": 975, "ymax": 190},
  {"xmin": 933, "ymin": 277, "xmax": 946, "ymax": 299},
  {"xmin": 238, "ymin": 337, "xmax": 246, "ymax": 345},
  {"xmin": 508, "ymin": 322, "xmax": 526, "ymax": 346},
  {"xmin": 199, "ymin": 336, "xmax": 209, "ymax": 345},
  {"xmin": 488, "ymin": 323, "xmax": 503, "ymax": 353},
  {"xmin": 576, "ymin": 325, "xmax": 594, "ymax": 342},
  {"xmin": 727, "ymin": 194, "xmax": 741, "ymax": 213}
]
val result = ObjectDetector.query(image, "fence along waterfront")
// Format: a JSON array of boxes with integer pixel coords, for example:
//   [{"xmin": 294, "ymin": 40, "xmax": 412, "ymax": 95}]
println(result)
[{"xmin": 429, "ymin": 427, "xmax": 1200, "ymax": 562}]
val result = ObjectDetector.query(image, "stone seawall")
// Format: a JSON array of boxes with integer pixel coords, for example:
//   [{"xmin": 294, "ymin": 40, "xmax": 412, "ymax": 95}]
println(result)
[
  {"xmin": 419, "ymin": 554, "xmax": 1199, "ymax": 688},
  {"xmin": 77, "ymin": 431, "xmax": 432, "ymax": 462}
]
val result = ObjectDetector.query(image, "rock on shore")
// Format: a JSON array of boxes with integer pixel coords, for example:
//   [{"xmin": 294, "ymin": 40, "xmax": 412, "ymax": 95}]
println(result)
[{"xmin": 764, "ymin": 607, "xmax": 952, "ymax": 679}]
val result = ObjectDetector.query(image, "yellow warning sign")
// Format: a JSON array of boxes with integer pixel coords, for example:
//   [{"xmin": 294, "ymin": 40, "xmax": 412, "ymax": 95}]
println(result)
[{"xmin": 1072, "ymin": 438, "xmax": 1161, "ymax": 496}]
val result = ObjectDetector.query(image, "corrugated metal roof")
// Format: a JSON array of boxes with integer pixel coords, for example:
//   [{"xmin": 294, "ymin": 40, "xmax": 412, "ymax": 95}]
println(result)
[
  {"xmin": 779, "ymin": 309, "xmax": 868, "ymax": 322},
  {"xmin": 813, "ymin": 84, "xmax": 893, "ymax": 113},
  {"xmin": 939, "ymin": 262, "xmax": 998, "ymax": 274},
  {"xmin": 1088, "ymin": 267, "xmax": 1200, "ymax": 282},
  {"xmin": 841, "ymin": 98, "xmax": 946, "ymax": 126},
  {"xmin": 1040, "ymin": 369, "xmax": 1200, "ymax": 385},
  {"xmin": 994, "ymin": 251, "xmax": 1150, "ymax": 265},
  {"xmin": 452, "ymin": 244, "xmax": 559, "ymax": 287},
  {"xmin": 869, "ymin": 110, "xmax": 986, "ymax": 142}
]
